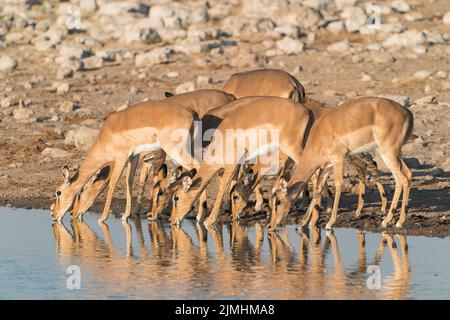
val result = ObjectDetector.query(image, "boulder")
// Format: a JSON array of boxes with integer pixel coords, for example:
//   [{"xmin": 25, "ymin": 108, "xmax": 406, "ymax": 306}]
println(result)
[
  {"xmin": 0, "ymin": 55, "xmax": 18, "ymax": 72},
  {"xmin": 276, "ymin": 37, "xmax": 305, "ymax": 54},
  {"xmin": 42, "ymin": 147, "xmax": 71, "ymax": 159},
  {"xmin": 64, "ymin": 126, "xmax": 99, "ymax": 151},
  {"xmin": 135, "ymin": 48, "xmax": 173, "ymax": 67}
]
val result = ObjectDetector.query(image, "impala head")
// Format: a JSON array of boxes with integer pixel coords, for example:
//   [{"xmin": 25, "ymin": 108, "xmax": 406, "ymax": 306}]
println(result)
[
  {"xmin": 51, "ymin": 166, "xmax": 80, "ymax": 221},
  {"xmin": 169, "ymin": 169, "xmax": 203, "ymax": 225},
  {"xmin": 269, "ymin": 177, "xmax": 305, "ymax": 231},
  {"xmin": 230, "ymin": 166, "xmax": 258, "ymax": 220},
  {"xmin": 71, "ymin": 166, "xmax": 111, "ymax": 218},
  {"xmin": 150, "ymin": 164, "xmax": 184, "ymax": 218}
]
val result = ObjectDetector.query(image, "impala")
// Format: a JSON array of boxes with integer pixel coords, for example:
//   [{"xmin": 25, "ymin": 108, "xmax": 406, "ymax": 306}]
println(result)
[{"xmin": 269, "ymin": 97, "xmax": 414, "ymax": 231}]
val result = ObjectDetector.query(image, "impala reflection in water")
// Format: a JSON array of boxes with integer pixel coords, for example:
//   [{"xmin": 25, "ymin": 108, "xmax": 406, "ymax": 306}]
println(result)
[{"xmin": 3, "ymin": 207, "xmax": 450, "ymax": 299}]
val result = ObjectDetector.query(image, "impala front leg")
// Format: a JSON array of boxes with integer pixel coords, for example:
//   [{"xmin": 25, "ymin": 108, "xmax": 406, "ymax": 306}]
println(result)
[
  {"xmin": 254, "ymin": 183, "xmax": 264, "ymax": 212},
  {"xmin": 204, "ymin": 165, "xmax": 238, "ymax": 227},
  {"xmin": 123, "ymin": 155, "xmax": 139, "ymax": 221},
  {"xmin": 98, "ymin": 157, "xmax": 128, "ymax": 224},
  {"xmin": 325, "ymin": 159, "xmax": 344, "ymax": 230},
  {"xmin": 196, "ymin": 190, "xmax": 208, "ymax": 223}
]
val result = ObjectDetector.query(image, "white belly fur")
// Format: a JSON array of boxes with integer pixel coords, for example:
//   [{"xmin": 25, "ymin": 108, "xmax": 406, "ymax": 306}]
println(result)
[
  {"xmin": 129, "ymin": 143, "xmax": 161, "ymax": 157},
  {"xmin": 348, "ymin": 142, "xmax": 377, "ymax": 155},
  {"xmin": 246, "ymin": 143, "xmax": 280, "ymax": 161}
]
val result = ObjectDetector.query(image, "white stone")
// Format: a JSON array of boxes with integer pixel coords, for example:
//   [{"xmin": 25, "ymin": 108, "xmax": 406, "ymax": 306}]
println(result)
[
  {"xmin": 327, "ymin": 21, "xmax": 345, "ymax": 34},
  {"xmin": 175, "ymin": 82, "xmax": 196, "ymax": 94},
  {"xmin": 334, "ymin": 0, "xmax": 357, "ymax": 10},
  {"xmin": 276, "ymin": 37, "xmax": 305, "ymax": 54},
  {"xmin": 414, "ymin": 70, "xmax": 432, "ymax": 80},
  {"xmin": 82, "ymin": 56, "xmax": 103, "ymax": 70},
  {"xmin": 436, "ymin": 70, "xmax": 448, "ymax": 79},
  {"xmin": 55, "ymin": 82, "xmax": 70, "ymax": 95},
  {"xmin": 0, "ymin": 55, "xmax": 17, "ymax": 72},
  {"xmin": 64, "ymin": 126, "xmax": 100, "ymax": 151},
  {"xmin": 327, "ymin": 40, "xmax": 352, "ymax": 53},
  {"xmin": 383, "ymin": 30, "xmax": 426, "ymax": 48},
  {"xmin": 59, "ymin": 43, "xmax": 92, "ymax": 60},
  {"xmin": 391, "ymin": 0, "xmax": 411, "ymax": 13},
  {"xmin": 42, "ymin": 147, "xmax": 71, "ymax": 158},
  {"xmin": 443, "ymin": 12, "xmax": 450, "ymax": 25},
  {"xmin": 341, "ymin": 7, "xmax": 367, "ymax": 33},
  {"xmin": 135, "ymin": 48, "xmax": 173, "ymax": 67},
  {"xmin": 13, "ymin": 107, "xmax": 34, "ymax": 120}
]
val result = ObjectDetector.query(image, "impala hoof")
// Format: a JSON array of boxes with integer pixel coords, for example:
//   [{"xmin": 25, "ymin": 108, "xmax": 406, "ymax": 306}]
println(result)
[{"xmin": 325, "ymin": 224, "xmax": 333, "ymax": 230}]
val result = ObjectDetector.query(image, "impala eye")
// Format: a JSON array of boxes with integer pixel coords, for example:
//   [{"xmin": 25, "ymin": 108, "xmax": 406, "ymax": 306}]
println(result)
[
  {"xmin": 275, "ymin": 199, "xmax": 281, "ymax": 207},
  {"xmin": 158, "ymin": 190, "xmax": 164, "ymax": 196},
  {"xmin": 173, "ymin": 195, "xmax": 179, "ymax": 202},
  {"xmin": 56, "ymin": 191, "xmax": 62, "ymax": 197},
  {"xmin": 232, "ymin": 194, "xmax": 239, "ymax": 201}
]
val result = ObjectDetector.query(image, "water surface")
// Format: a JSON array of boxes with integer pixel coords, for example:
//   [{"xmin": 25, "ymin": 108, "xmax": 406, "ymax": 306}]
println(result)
[{"xmin": 1, "ymin": 207, "xmax": 449, "ymax": 299}]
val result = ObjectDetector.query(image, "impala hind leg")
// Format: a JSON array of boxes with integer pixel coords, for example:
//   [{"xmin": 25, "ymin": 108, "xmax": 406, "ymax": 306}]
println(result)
[
  {"xmin": 98, "ymin": 157, "xmax": 128, "ymax": 224},
  {"xmin": 355, "ymin": 164, "xmax": 367, "ymax": 218},
  {"xmin": 325, "ymin": 159, "xmax": 344, "ymax": 230},
  {"xmin": 122, "ymin": 155, "xmax": 139, "ymax": 221},
  {"xmin": 380, "ymin": 153, "xmax": 407, "ymax": 228},
  {"xmin": 395, "ymin": 159, "xmax": 412, "ymax": 228}
]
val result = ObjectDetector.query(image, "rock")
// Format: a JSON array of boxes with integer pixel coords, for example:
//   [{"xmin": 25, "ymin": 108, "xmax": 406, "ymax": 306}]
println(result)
[
  {"xmin": 378, "ymin": 95, "xmax": 411, "ymax": 108},
  {"xmin": 327, "ymin": 21, "xmax": 345, "ymax": 34},
  {"xmin": 59, "ymin": 44, "xmax": 92, "ymax": 60},
  {"xmin": 13, "ymin": 107, "xmax": 34, "ymax": 121},
  {"xmin": 1, "ymin": 96, "xmax": 13, "ymax": 108},
  {"xmin": 64, "ymin": 126, "xmax": 99, "ymax": 151},
  {"xmin": 341, "ymin": 7, "xmax": 367, "ymax": 33},
  {"xmin": 412, "ymin": 45, "xmax": 427, "ymax": 55},
  {"xmin": 414, "ymin": 96, "xmax": 438, "ymax": 105},
  {"xmin": 42, "ymin": 147, "xmax": 71, "ymax": 159},
  {"xmin": 273, "ymin": 4, "xmax": 323, "ymax": 30},
  {"xmin": 404, "ymin": 157, "xmax": 421, "ymax": 169},
  {"xmin": 383, "ymin": 30, "xmax": 426, "ymax": 48},
  {"xmin": 334, "ymin": 0, "xmax": 357, "ymax": 10},
  {"xmin": 430, "ymin": 167, "xmax": 444, "ymax": 177},
  {"xmin": 60, "ymin": 101, "xmax": 78, "ymax": 113},
  {"xmin": 327, "ymin": 40, "xmax": 352, "ymax": 53},
  {"xmin": 229, "ymin": 52, "xmax": 259, "ymax": 68},
  {"xmin": 56, "ymin": 67, "xmax": 74, "ymax": 79},
  {"xmin": 166, "ymin": 71, "xmax": 180, "ymax": 78},
  {"xmin": 55, "ymin": 82, "xmax": 70, "ymax": 95},
  {"xmin": 139, "ymin": 28, "xmax": 162, "ymax": 44},
  {"xmin": 276, "ymin": 37, "xmax": 305, "ymax": 54},
  {"xmin": 436, "ymin": 71, "xmax": 448, "ymax": 79},
  {"xmin": 135, "ymin": 48, "xmax": 173, "ymax": 67},
  {"xmin": 391, "ymin": 0, "xmax": 411, "ymax": 13},
  {"xmin": 196, "ymin": 75, "xmax": 212, "ymax": 86},
  {"xmin": 82, "ymin": 56, "xmax": 103, "ymax": 70},
  {"xmin": 361, "ymin": 73, "xmax": 372, "ymax": 82},
  {"xmin": 0, "ymin": 55, "xmax": 18, "ymax": 72},
  {"xmin": 414, "ymin": 70, "xmax": 432, "ymax": 80},
  {"xmin": 424, "ymin": 30, "xmax": 444, "ymax": 45},
  {"xmin": 175, "ymin": 81, "xmax": 196, "ymax": 94},
  {"xmin": 79, "ymin": 0, "xmax": 98, "ymax": 16},
  {"xmin": 443, "ymin": 11, "xmax": 450, "ymax": 24}
]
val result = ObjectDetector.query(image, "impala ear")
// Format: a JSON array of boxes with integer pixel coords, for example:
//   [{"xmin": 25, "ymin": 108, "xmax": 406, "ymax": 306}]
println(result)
[
  {"xmin": 170, "ymin": 166, "xmax": 183, "ymax": 184},
  {"xmin": 280, "ymin": 177, "xmax": 288, "ymax": 195},
  {"xmin": 182, "ymin": 176, "xmax": 193, "ymax": 191},
  {"xmin": 243, "ymin": 171, "xmax": 254, "ymax": 186},
  {"xmin": 157, "ymin": 164, "xmax": 168, "ymax": 180},
  {"xmin": 165, "ymin": 91, "xmax": 174, "ymax": 98},
  {"xmin": 62, "ymin": 165, "xmax": 71, "ymax": 184},
  {"xmin": 87, "ymin": 169, "xmax": 102, "ymax": 185}
]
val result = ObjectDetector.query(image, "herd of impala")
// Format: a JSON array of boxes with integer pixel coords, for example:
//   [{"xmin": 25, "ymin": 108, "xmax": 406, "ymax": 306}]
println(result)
[{"xmin": 50, "ymin": 68, "xmax": 414, "ymax": 231}]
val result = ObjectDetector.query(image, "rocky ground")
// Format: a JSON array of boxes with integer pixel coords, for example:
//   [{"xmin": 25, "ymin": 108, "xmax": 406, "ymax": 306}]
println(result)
[{"xmin": 0, "ymin": 0, "xmax": 449, "ymax": 236}]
